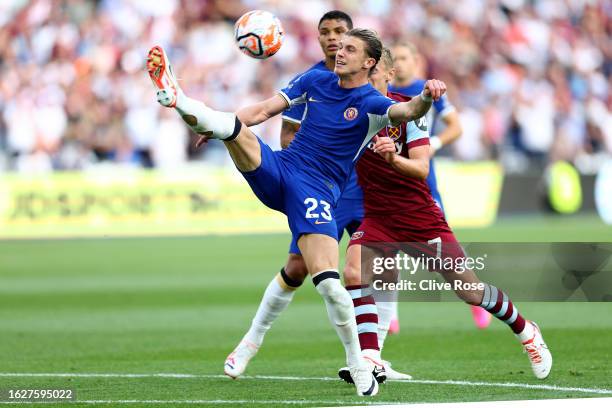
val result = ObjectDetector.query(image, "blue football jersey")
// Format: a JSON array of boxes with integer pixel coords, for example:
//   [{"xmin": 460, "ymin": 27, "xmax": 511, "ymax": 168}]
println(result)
[
  {"xmin": 389, "ymin": 79, "xmax": 455, "ymax": 135},
  {"xmin": 282, "ymin": 62, "xmax": 363, "ymax": 201},
  {"xmin": 279, "ymin": 70, "xmax": 396, "ymax": 199},
  {"xmin": 281, "ymin": 61, "xmax": 327, "ymax": 124}
]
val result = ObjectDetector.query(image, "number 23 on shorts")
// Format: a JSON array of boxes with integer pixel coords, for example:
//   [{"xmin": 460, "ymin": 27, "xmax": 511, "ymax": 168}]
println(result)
[{"xmin": 304, "ymin": 198, "xmax": 332, "ymax": 224}]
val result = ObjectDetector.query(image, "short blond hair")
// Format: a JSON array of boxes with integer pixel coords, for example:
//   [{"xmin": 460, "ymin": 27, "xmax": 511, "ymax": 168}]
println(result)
[{"xmin": 380, "ymin": 47, "xmax": 394, "ymax": 69}]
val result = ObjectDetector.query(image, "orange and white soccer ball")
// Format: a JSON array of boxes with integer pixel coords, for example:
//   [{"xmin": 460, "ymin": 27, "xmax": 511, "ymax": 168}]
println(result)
[{"xmin": 234, "ymin": 10, "xmax": 283, "ymax": 59}]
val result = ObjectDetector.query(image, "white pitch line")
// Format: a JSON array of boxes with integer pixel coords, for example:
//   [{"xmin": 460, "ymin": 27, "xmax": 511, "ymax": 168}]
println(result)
[
  {"xmin": 0, "ymin": 400, "xmax": 404, "ymax": 405},
  {"xmin": 0, "ymin": 372, "xmax": 610, "ymax": 396}
]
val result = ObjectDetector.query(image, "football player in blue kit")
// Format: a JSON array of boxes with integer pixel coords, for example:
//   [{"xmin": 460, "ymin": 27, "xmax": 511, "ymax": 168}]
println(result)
[
  {"xmin": 282, "ymin": 12, "xmax": 365, "ymax": 258},
  {"xmin": 147, "ymin": 28, "xmax": 446, "ymax": 396},
  {"xmin": 389, "ymin": 42, "xmax": 492, "ymax": 331},
  {"xmin": 279, "ymin": 11, "xmax": 363, "ymax": 292},
  {"xmin": 224, "ymin": 11, "xmax": 407, "ymax": 384}
]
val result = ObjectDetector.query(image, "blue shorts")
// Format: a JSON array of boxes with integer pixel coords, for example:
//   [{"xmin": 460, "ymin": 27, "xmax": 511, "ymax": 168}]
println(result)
[
  {"xmin": 426, "ymin": 158, "xmax": 445, "ymax": 215},
  {"xmin": 242, "ymin": 138, "xmax": 341, "ymax": 251},
  {"xmin": 289, "ymin": 196, "xmax": 364, "ymax": 255}
]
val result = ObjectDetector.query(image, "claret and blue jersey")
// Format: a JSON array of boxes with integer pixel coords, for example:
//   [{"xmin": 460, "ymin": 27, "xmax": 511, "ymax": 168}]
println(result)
[{"xmin": 389, "ymin": 79, "xmax": 456, "ymax": 213}]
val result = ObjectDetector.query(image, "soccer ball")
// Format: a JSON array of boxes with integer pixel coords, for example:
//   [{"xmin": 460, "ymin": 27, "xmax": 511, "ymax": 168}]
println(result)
[{"xmin": 234, "ymin": 10, "xmax": 283, "ymax": 59}]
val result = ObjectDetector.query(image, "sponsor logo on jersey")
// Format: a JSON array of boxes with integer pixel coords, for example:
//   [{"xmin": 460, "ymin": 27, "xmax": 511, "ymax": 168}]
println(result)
[
  {"xmin": 351, "ymin": 231, "xmax": 364, "ymax": 240},
  {"xmin": 386, "ymin": 125, "xmax": 402, "ymax": 141},
  {"xmin": 415, "ymin": 116, "xmax": 428, "ymax": 131},
  {"xmin": 314, "ymin": 219, "xmax": 331, "ymax": 225},
  {"xmin": 344, "ymin": 107, "xmax": 358, "ymax": 121}
]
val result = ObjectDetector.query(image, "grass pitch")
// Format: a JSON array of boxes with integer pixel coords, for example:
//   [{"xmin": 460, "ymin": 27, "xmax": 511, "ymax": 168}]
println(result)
[{"xmin": 0, "ymin": 215, "xmax": 611, "ymax": 407}]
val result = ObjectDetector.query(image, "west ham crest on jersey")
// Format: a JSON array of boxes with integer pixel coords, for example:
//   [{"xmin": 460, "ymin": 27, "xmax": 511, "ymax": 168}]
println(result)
[
  {"xmin": 344, "ymin": 107, "xmax": 358, "ymax": 121},
  {"xmin": 351, "ymin": 231, "xmax": 364, "ymax": 240},
  {"xmin": 386, "ymin": 125, "xmax": 402, "ymax": 141}
]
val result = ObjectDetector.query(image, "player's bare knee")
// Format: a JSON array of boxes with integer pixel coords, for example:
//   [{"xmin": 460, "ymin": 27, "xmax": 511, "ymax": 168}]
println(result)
[
  {"xmin": 457, "ymin": 290, "xmax": 482, "ymax": 305},
  {"xmin": 343, "ymin": 262, "xmax": 361, "ymax": 286},
  {"xmin": 283, "ymin": 255, "xmax": 308, "ymax": 285},
  {"xmin": 343, "ymin": 244, "xmax": 363, "ymax": 286},
  {"xmin": 225, "ymin": 126, "xmax": 262, "ymax": 172}
]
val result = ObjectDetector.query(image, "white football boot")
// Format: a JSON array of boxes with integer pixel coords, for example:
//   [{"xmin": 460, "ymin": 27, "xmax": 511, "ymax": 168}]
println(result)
[
  {"xmin": 146, "ymin": 45, "xmax": 180, "ymax": 108},
  {"xmin": 382, "ymin": 360, "xmax": 413, "ymax": 380},
  {"xmin": 146, "ymin": 45, "xmax": 232, "ymax": 141},
  {"xmin": 521, "ymin": 321, "xmax": 552, "ymax": 379},
  {"xmin": 338, "ymin": 355, "xmax": 386, "ymax": 385},
  {"xmin": 349, "ymin": 364, "xmax": 379, "ymax": 396},
  {"xmin": 223, "ymin": 340, "xmax": 259, "ymax": 379}
]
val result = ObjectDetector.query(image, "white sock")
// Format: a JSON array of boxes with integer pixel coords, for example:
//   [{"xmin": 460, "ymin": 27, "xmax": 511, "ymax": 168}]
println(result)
[
  {"xmin": 390, "ymin": 299, "xmax": 399, "ymax": 321},
  {"xmin": 314, "ymin": 273, "xmax": 362, "ymax": 368},
  {"xmin": 174, "ymin": 92, "xmax": 237, "ymax": 140},
  {"xmin": 362, "ymin": 348, "xmax": 382, "ymax": 363},
  {"xmin": 376, "ymin": 301, "xmax": 394, "ymax": 352},
  {"xmin": 516, "ymin": 321, "xmax": 535, "ymax": 343},
  {"xmin": 244, "ymin": 276, "xmax": 295, "ymax": 347}
]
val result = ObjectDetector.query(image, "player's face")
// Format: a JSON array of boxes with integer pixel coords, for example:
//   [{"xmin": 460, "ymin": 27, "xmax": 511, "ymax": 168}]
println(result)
[
  {"xmin": 369, "ymin": 62, "xmax": 394, "ymax": 91},
  {"xmin": 335, "ymin": 36, "xmax": 375, "ymax": 76},
  {"xmin": 392, "ymin": 45, "xmax": 416, "ymax": 81},
  {"xmin": 318, "ymin": 19, "xmax": 350, "ymax": 60}
]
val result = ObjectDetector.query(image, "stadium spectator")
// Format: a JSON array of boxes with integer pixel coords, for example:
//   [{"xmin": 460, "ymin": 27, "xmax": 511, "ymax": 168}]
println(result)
[{"xmin": 0, "ymin": 0, "xmax": 609, "ymax": 173}]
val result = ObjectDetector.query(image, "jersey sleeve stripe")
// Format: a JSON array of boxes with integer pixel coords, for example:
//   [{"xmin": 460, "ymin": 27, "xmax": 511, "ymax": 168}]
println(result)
[
  {"xmin": 281, "ymin": 115, "xmax": 302, "ymax": 124},
  {"xmin": 278, "ymin": 91, "xmax": 291, "ymax": 107},
  {"xmin": 279, "ymin": 91, "xmax": 307, "ymax": 108},
  {"xmin": 407, "ymin": 138, "xmax": 430, "ymax": 149}
]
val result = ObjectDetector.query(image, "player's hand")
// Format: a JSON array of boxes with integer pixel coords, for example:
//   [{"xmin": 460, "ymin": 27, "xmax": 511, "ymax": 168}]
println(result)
[
  {"xmin": 422, "ymin": 79, "xmax": 447, "ymax": 101},
  {"xmin": 372, "ymin": 135, "xmax": 397, "ymax": 163},
  {"xmin": 194, "ymin": 133, "xmax": 212, "ymax": 149}
]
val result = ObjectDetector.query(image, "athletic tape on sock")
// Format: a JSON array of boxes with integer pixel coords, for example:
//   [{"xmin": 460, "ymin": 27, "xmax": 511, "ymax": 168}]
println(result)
[
  {"xmin": 280, "ymin": 267, "xmax": 304, "ymax": 288},
  {"xmin": 312, "ymin": 270, "xmax": 340, "ymax": 286},
  {"xmin": 224, "ymin": 116, "xmax": 242, "ymax": 142}
]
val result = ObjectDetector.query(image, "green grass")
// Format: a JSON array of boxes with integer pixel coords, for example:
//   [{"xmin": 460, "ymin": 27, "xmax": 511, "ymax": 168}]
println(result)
[{"xmin": 0, "ymin": 214, "xmax": 611, "ymax": 407}]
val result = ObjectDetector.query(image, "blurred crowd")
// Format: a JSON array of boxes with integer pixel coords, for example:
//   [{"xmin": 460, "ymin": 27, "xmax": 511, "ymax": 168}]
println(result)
[{"xmin": 0, "ymin": 0, "xmax": 610, "ymax": 174}]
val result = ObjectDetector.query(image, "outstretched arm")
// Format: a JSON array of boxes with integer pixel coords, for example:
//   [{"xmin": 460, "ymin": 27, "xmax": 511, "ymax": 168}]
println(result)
[
  {"xmin": 195, "ymin": 94, "xmax": 287, "ymax": 149},
  {"xmin": 236, "ymin": 94, "xmax": 289, "ymax": 126},
  {"xmin": 388, "ymin": 79, "xmax": 447, "ymax": 124},
  {"xmin": 194, "ymin": 94, "xmax": 288, "ymax": 149}
]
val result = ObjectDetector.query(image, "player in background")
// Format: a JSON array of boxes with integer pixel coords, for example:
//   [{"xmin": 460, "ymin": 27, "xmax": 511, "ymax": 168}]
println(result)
[
  {"xmin": 389, "ymin": 41, "xmax": 492, "ymax": 331},
  {"xmin": 147, "ymin": 28, "xmax": 446, "ymax": 396},
  {"xmin": 224, "ymin": 11, "xmax": 408, "ymax": 383},
  {"xmin": 337, "ymin": 48, "xmax": 552, "ymax": 383}
]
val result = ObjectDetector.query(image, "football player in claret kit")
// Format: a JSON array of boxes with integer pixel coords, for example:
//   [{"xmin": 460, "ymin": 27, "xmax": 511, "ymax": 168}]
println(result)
[
  {"xmin": 147, "ymin": 28, "xmax": 446, "ymax": 396},
  {"xmin": 388, "ymin": 41, "xmax": 492, "ymax": 332},
  {"xmin": 337, "ymin": 48, "xmax": 552, "ymax": 384}
]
